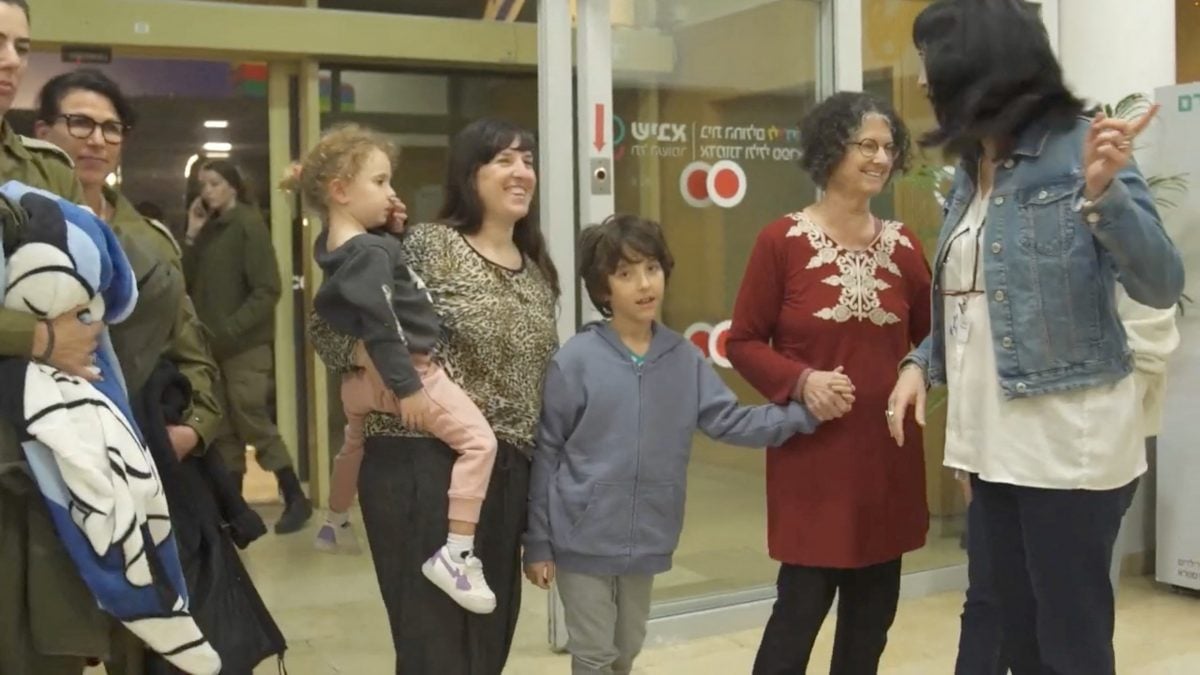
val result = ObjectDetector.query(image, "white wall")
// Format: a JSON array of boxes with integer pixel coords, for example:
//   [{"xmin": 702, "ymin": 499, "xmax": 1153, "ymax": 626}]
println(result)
[
  {"xmin": 339, "ymin": 71, "xmax": 449, "ymax": 116},
  {"xmin": 1059, "ymin": 0, "xmax": 1176, "ymax": 108},
  {"xmin": 1058, "ymin": 0, "xmax": 1179, "ymax": 569}
]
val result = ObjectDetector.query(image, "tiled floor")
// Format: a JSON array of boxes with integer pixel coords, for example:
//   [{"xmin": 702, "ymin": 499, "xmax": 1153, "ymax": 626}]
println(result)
[
  {"xmin": 218, "ymin": 501, "xmax": 1200, "ymax": 674},
  {"xmin": 84, "ymin": 454, "xmax": 1198, "ymax": 673}
]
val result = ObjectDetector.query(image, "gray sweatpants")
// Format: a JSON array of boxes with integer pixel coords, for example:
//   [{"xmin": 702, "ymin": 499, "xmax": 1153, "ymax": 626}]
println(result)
[{"xmin": 556, "ymin": 571, "xmax": 655, "ymax": 675}]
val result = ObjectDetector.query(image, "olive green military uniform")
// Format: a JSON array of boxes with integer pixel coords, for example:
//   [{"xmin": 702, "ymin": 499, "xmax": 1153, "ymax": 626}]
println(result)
[
  {"xmin": 104, "ymin": 191, "xmax": 229, "ymax": 675},
  {"xmin": 106, "ymin": 187, "xmax": 222, "ymax": 445},
  {"xmin": 183, "ymin": 202, "xmax": 292, "ymax": 473},
  {"xmin": 0, "ymin": 121, "xmax": 114, "ymax": 675}
]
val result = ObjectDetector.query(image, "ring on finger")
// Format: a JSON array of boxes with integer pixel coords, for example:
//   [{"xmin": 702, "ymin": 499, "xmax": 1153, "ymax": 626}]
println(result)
[{"xmin": 885, "ymin": 409, "xmax": 895, "ymax": 419}]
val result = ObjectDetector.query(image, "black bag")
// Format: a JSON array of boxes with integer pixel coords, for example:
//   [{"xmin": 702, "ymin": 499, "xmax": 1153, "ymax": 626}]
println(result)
[{"xmin": 134, "ymin": 360, "xmax": 286, "ymax": 674}]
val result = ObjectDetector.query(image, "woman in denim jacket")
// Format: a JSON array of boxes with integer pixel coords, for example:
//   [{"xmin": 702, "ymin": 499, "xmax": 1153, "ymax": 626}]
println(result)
[{"xmin": 887, "ymin": 2, "xmax": 1184, "ymax": 674}]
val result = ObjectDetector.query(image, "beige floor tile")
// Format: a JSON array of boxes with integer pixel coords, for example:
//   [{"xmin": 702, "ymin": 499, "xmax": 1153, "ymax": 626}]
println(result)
[{"xmin": 82, "ymin": 486, "xmax": 1200, "ymax": 675}]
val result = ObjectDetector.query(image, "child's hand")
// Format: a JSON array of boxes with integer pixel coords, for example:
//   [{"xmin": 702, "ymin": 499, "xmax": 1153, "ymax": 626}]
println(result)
[
  {"xmin": 385, "ymin": 196, "xmax": 408, "ymax": 235},
  {"xmin": 398, "ymin": 390, "xmax": 432, "ymax": 430},
  {"xmin": 799, "ymin": 367, "xmax": 856, "ymax": 421},
  {"xmin": 524, "ymin": 561, "xmax": 556, "ymax": 589}
]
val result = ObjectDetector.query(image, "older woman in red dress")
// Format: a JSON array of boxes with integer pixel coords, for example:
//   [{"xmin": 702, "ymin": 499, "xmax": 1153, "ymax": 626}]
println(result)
[{"xmin": 727, "ymin": 91, "xmax": 931, "ymax": 675}]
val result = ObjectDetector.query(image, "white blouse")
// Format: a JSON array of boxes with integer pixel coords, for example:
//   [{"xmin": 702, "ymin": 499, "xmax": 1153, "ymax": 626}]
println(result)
[{"xmin": 940, "ymin": 188, "xmax": 1143, "ymax": 490}]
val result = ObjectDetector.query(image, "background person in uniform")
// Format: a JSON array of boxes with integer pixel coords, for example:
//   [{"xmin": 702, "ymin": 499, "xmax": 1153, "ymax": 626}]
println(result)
[
  {"xmin": 0, "ymin": 1, "xmax": 128, "ymax": 672},
  {"xmin": 183, "ymin": 159, "xmax": 312, "ymax": 534}
]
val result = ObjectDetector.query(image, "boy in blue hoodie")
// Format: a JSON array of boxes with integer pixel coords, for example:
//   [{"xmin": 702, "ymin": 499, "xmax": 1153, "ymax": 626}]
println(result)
[{"xmin": 523, "ymin": 214, "xmax": 821, "ymax": 675}]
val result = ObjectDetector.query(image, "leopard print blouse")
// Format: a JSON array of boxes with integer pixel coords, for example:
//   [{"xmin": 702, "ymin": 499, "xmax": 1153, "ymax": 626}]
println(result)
[{"xmin": 309, "ymin": 222, "xmax": 559, "ymax": 451}]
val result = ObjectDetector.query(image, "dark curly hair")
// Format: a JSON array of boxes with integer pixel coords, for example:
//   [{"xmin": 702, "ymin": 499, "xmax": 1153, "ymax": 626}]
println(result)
[{"xmin": 799, "ymin": 92, "xmax": 911, "ymax": 190}]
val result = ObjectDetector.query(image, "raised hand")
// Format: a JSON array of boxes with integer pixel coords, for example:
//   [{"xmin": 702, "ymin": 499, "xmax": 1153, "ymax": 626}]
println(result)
[{"xmin": 1083, "ymin": 104, "xmax": 1159, "ymax": 200}]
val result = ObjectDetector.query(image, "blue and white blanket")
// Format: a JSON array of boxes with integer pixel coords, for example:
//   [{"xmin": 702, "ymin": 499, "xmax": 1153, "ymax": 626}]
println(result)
[{"xmin": 0, "ymin": 181, "xmax": 220, "ymax": 674}]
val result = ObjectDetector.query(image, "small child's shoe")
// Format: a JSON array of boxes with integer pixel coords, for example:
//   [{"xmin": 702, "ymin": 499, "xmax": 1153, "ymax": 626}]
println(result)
[
  {"xmin": 421, "ymin": 545, "xmax": 496, "ymax": 614},
  {"xmin": 313, "ymin": 520, "xmax": 362, "ymax": 555}
]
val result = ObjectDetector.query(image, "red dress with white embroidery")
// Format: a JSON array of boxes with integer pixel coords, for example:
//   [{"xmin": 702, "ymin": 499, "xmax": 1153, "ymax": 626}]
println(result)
[{"xmin": 727, "ymin": 212, "xmax": 933, "ymax": 568}]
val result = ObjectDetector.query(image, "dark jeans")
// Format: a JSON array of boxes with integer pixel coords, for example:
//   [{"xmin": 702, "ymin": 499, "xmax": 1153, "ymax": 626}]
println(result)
[
  {"xmin": 955, "ymin": 493, "xmax": 1004, "ymax": 675},
  {"xmin": 358, "ymin": 435, "xmax": 530, "ymax": 675},
  {"xmin": 753, "ymin": 558, "xmax": 902, "ymax": 675},
  {"xmin": 968, "ymin": 475, "xmax": 1138, "ymax": 675}
]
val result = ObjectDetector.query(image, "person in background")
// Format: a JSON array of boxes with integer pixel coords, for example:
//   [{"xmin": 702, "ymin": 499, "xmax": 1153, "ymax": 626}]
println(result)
[
  {"xmin": 523, "ymin": 214, "xmax": 821, "ymax": 675},
  {"xmin": 183, "ymin": 159, "xmax": 312, "ymax": 534},
  {"xmin": 727, "ymin": 91, "xmax": 930, "ymax": 675},
  {"xmin": 889, "ymin": 2, "xmax": 1183, "ymax": 673}
]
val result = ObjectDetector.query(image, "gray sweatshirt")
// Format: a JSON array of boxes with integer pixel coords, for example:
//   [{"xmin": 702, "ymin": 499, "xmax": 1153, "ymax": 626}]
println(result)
[
  {"xmin": 313, "ymin": 230, "xmax": 440, "ymax": 398},
  {"xmin": 523, "ymin": 321, "xmax": 819, "ymax": 576}
]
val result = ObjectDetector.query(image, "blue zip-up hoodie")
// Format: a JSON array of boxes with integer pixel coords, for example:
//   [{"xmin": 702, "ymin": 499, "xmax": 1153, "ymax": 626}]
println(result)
[{"xmin": 523, "ymin": 321, "xmax": 819, "ymax": 576}]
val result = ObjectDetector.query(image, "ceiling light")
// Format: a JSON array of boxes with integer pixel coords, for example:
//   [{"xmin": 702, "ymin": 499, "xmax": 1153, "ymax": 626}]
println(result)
[
  {"xmin": 204, "ymin": 120, "xmax": 229, "ymax": 129},
  {"xmin": 203, "ymin": 142, "xmax": 232, "ymax": 152},
  {"xmin": 184, "ymin": 153, "xmax": 200, "ymax": 178}
]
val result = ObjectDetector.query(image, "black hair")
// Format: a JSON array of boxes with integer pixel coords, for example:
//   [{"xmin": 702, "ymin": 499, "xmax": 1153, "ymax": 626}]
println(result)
[
  {"xmin": 199, "ymin": 159, "xmax": 254, "ymax": 206},
  {"xmin": 438, "ymin": 117, "xmax": 560, "ymax": 298},
  {"xmin": 912, "ymin": 0, "xmax": 1084, "ymax": 155},
  {"xmin": 798, "ymin": 91, "xmax": 912, "ymax": 189},
  {"xmin": 36, "ymin": 68, "xmax": 137, "ymax": 129},
  {"xmin": 2, "ymin": 0, "xmax": 29, "ymax": 21},
  {"xmin": 578, "ymin": 214, "xmax": 674, "ymax": 318}
]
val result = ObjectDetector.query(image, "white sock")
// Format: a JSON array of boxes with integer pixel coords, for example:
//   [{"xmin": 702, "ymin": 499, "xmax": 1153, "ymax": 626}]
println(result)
[
  {"xmin": 447, "ymin": 533, "xmax": 474, "ymax": 560},
  {"xmin": 327, "ymin": 510, "xmax": 350, "ymax": 527}
]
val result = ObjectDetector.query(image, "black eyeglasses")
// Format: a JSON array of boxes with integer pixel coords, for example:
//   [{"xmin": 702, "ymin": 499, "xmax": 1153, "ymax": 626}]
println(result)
[
  {"xmin": 847, "ymin": 139, "xmax": 899, "ymax": 160},
  {"xmin": 56, "ymin": 114, "xmax": 130, "ymax": 145}
]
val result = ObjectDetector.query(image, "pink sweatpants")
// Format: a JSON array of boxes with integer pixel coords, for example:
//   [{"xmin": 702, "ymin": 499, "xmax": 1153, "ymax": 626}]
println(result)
[{"xmin": 328, "ymin": 347, "xmax": 497, "ymax": 523}]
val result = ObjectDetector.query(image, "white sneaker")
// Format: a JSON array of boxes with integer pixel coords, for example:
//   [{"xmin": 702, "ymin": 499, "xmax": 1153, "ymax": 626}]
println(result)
[
  {"xmin": 422, "ymin": 545, "xmax": 497, "ymax": 614},
  {"xmin": 313, "ymin": 521, "xmax": 362, "ymax": 555}
]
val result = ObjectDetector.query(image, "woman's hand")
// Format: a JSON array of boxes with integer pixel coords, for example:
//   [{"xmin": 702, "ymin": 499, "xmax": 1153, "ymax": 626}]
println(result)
[
  {"xmin": 524, "ymin": 561, "xmax": 556, "ymax": 590},
  {"xmin": 799, "ymin": 366, "xmax": 856, "ymax": 421},
  {"xmin": 186, "ymin": 197, "xmax": 208, "ymax": 243},
  {"xmin": 398, "ymin": 390, "xmax": 432, "ymax": 430},
  {"xmin": 886, "ymin": 364, "xmax": 926, "ymax": 446},
  {"xmin": 1083, "ymin": 105, "xmax": 1159, "ymax": 200}
]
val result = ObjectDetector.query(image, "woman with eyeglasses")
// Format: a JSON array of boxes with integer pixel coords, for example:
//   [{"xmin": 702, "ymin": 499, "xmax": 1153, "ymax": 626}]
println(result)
[
  {"xmin": 32, "ymin": 66, "xmax": 288, "ymax": 675},
  {"xmin": 726, "ymin": 91, "xmax": 931, "ymax": 675},
  {"xmin": 34, "ymin": 69, "xmax": 223, "ymax": 454}
]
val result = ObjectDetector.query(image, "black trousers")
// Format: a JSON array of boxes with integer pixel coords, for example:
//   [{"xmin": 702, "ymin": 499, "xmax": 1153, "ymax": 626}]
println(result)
[
  {"xmin": 970, "ymin": 475, "xmax": 1137, "ymax": 675},
  {"xmin": 753, "ymin": 558, "xmax": 902, "ymax": 675},
  {"xmin": 955, "ymin": 492, "xmax": 1004, "ymax": 675},
  {"xmin": 358, "ymin": 436, "xmax": 531, "ymax": 675}
]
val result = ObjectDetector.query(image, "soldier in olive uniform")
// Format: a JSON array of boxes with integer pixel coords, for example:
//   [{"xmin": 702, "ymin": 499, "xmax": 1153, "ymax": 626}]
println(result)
[
  {"xmin": 33, "ymin": 69, "xmax": 242, "ymax": 675},
  {"xmin": 0, "ymin": 2, "xmax": 126, "ymax": 673},
  {"xmin": 34, "ymin": 69, "xmax": 223, "ymax": 466},
  {"xmin": 183, "ymin": 160, "xmax": 312, "ymax": 533}
]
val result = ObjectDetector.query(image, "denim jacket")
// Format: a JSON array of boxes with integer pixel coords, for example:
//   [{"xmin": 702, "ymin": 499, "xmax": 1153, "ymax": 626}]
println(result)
[{"xmin": 905, "ymin": 115, "xmax": 1185, "ymax": 398}]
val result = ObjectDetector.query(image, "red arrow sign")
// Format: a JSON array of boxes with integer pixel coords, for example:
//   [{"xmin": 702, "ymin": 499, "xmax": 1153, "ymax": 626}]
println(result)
[{"xmin": 593, "ymin": 103, "xmax": 606, "ymax": 151}]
